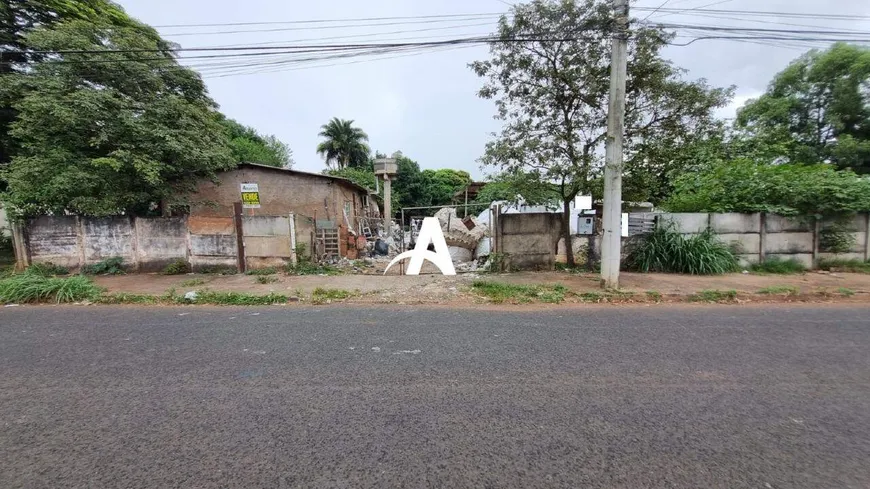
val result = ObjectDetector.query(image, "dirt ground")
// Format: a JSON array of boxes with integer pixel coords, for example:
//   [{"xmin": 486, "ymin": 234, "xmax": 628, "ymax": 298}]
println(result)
[{"xmin": 91, "ymin": 269, "xmax": 870, "ymax": 305}]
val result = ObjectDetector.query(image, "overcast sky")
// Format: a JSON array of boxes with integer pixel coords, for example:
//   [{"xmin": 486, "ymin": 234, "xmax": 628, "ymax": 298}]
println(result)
[{"xmin": 117, "ymin": 0, "xmax": 870, "ymax": 178}]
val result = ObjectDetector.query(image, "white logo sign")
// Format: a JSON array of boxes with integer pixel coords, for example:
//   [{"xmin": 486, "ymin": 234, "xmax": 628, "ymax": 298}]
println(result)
[{"xmin": 384, "ymin": 217, "xmax": 456, "ymax": 276}]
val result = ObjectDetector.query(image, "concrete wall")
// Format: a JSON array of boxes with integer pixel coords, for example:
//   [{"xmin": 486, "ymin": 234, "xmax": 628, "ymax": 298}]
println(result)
[
  {"xmin": 495, "ymin": 212, "xmax": 562, "ymax": 270},
  {"xmin": 656, "ymin": 212, "xmax": 869, "ymax": 268},
  {"xmin": 241, "ymin": 215, "xmax": 294, "ymax": 269}
]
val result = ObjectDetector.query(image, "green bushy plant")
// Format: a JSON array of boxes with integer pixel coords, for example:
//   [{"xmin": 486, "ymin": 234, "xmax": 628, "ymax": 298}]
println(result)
[
  {"xmin": 81, "ymin": 257, "xmax": 125, "ymax": 275},
  {"xmin": 624, "ymin": 225, "xmax": 739, "ymax": 275}
]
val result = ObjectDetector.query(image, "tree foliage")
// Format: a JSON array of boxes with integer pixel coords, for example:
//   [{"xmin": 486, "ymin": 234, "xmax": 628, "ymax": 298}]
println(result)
[
  {"xmin": 220, "ymin": 118, "xmax": 293, "ymax": 168},
  {"xmin": 2, "ymin": 20, "xmax": 234, "ymax": 217},
  {"xmin": 663, "ymin": 159, "xmax": 870, "ymax": 216},
  {"xmin": 736, "ymin": 43, "xmax": 870, "ymax": 173},
  {"xmin": 474, "ymin": 171, "xmax": 559, "ymax": 205},
  {"xmin": 471, "ymin": 0, "xmax": 731, "ymax": 265},
  {"xmin": 316, "ymin": 118, "xmax": 370, "ymax": 169}
]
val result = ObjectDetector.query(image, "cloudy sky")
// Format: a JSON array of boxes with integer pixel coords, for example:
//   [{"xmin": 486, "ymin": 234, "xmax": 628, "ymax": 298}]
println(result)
[{"xmin": 117, "ymin": 0, "xmax": 870, "ymax": 178}]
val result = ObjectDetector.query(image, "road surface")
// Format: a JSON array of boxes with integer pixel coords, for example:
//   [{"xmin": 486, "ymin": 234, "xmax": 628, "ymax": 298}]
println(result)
[{"xmin": 1, "ymin": 305, "xmax": 869, "ymax": 488}]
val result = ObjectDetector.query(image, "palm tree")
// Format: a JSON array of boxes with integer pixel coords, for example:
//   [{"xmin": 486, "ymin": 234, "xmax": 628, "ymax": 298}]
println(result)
[{"xmin": 316, "ymin": 118, "xmax": 371, "ymax": 169}]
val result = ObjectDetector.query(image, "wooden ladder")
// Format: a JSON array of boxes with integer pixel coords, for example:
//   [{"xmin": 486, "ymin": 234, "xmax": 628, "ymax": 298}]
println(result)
[{"xmin": 320, "ymin": 228, "xmax": 340, "ymax": 261}]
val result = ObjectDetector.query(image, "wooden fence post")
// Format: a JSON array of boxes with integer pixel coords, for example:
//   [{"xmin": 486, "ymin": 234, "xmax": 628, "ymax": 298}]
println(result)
[{"xmin": 233, "ymin": 202, "xmax": 246, "ymax": 273}]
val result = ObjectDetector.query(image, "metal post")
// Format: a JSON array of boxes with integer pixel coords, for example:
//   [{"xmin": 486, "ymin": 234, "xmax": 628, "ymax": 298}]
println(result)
[{"xmin": 600, "ymin": 0, "xmax": 629, "ymax": 289}]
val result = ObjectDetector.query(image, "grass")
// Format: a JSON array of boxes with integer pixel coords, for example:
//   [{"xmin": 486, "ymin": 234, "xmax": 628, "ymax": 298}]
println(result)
[
  {"xmin": 198, "ymin": 265, "xmax": 238, "ymax": 275},
  {"xmin": 688, "ymin": 289, "xmax": 738, "ymax": 303},
  {"xmin": 246, "ymin": 267, "xmax": 278, "ymax": 276},
  {"xmin": 837, "ymin": 287, "xmax": 856, "ymax": 297},
  {"xmin": 81, "ymin": 256, "xmax": 125, "ymax": 275},
  {"xmin": 98, "ymin": 293, "xmax": 160, "ymax": 304},
  {"xmin": 255, "ymin": 275, "xmax": 278, "ymax": 284},
  {"xmin": 162, "ymin": 259, "xmax": 191, "ymax": 275},
  {"xmin": 757, "ymin": 285, "xmax": 799, "ymax": 296},
  {"xmin": 311, "ymin": 287, "xmax": 354, "ymax": 304},
  {"xmin": 471, "ymin": 280, "xmax": 567, "ymax": 304},
  {"xmin": 285, "ymin": 261, "xmax": 341, "ymax": 276},
  {"xmin": 817, "ymin": 258, "xmax": 870, "ymax": 273},
  {"xmin": 27, "ymin": 262, "xmax": 70, "ymax": 276},
  {"xmin": 749, "ymin": 257, "xmax": 807, "ymax": 274},
  {"xmin": 180, "ymin": 278, "xmax": 206, "ymax": 287},
  {"xmin": 645, "ymin": 290, "xmax": 663, "ymax": 302},
  {"xmin": 624, "ymin": 226, "xmax": 739, "ymax": 275},
  {"xmin": 0, "ymin": 272, "xmax": 103, "ymax": 304},
  {"xmin": 188, "ymin": 290, "xmax": 287, "ymax": 305}
]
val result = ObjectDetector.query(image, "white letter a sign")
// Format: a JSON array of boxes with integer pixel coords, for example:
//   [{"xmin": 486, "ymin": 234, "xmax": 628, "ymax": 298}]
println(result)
[{"xmin": 384, "ymin": 217, "xmax": 456, "ymax": 276}]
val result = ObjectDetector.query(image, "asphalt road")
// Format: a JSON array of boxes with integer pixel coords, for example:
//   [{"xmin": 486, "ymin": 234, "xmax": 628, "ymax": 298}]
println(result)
[{"xmin": 1, "ymin": 305, "xmax": 869, "ymax": 488}]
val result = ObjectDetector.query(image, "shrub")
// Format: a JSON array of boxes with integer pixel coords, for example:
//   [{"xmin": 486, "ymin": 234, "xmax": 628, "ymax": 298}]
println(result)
[
  {"xmin": 81, "ymin": 257, "xmax": 125, "ymax": 275},
  {"xmin": 624, "ymin": 225, "xmax": 739, "ymax": 275},
  {"xmin": 749, "ymin": 257, "xmax": 806, "ymax": 274},
  {"xmin": 0, "ymin": 273, "xmax": 102, "ymax": 304},
  {"xmin": 246, "ymin": 267, "xmax": 277, "ymax": 276},
  {"xmin": 817, "ymin": 258, "xmax": 870, "ymax": 273},
  {"xmin": 162, "ymin": 259, "xmax": 191, "ymax": 275},
  {"xmin": 27, "ymin": 262, "xmax": 70, "ymax": 276}
]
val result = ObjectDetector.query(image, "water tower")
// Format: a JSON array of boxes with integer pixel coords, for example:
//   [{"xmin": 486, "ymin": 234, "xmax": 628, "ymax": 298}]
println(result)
[{"xmin": 373, "ymin": 155, "xmax": 398, "ymax": 232}]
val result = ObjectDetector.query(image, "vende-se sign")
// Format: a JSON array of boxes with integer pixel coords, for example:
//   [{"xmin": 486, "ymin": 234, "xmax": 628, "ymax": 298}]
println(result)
[{"xmin": 240, "ymin": 183, "xmax": 260, "ymax": 208}]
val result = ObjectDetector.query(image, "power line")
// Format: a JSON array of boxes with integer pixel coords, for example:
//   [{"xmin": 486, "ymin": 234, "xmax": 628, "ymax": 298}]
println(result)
[
  {"xmin": 152, "ymin": 12, "xmax": 506, "ymax": 29},
  {"xmin": 642, "ymin": 0, "xmax": 674, "ymax": 22}
]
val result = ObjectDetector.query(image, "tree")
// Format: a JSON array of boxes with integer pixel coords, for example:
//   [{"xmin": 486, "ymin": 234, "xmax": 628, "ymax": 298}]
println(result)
[
  {"xmin": 474, "ymin": 171, "xmax": 559, "ymax": 205},
  {"xmin": 663, "ymin": 159, "xmax": 870, "ymax": 216},
  {"xmin": 0, "ymin": 0, "xmax": 151, "ymax": 168},
  {"xmin": 316, "ymin": 118, "xmax": 370, "ymax": 169},
  {"xmin": 419, "ymin": 169, "xmax": 472, "ymax": 207},
  {"xmin": 220, "ymin": 118, "xmax": 293, "ymax": 168},
  {"xmin": 471, "ymin": 0, "xmax": 732, "ymax": 266},
  {"xmin": 1, "ymin": 20, "xmax": 234, "ymax": 217},
  {"xmin": 736, "ymin": 43, "xmax": 870, "ymax": 173}
]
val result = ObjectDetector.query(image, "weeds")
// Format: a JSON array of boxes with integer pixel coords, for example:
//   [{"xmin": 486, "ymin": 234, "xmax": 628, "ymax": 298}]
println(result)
[
  {"xmin": 27, "ymin": 262, "xmax": 70, "ymax": 276},
  {"xmin": 285, "ymin": 261, "xmax": 341, "ymax": 276},
  {"xmin": 311, "ymin": 287, "xmax": 354, "ymax": 304},
  {"xmin": 749, "ymin": 257, "xmax": 807, "ymax": 274},
  {"xmin": 837, "ymin": 287, "xmax": 856, "ymax": 297},
  {"xmin": 191, "ymin": 290, "xmax": 287, "ymax": 305},
  {"xmin": 757, "ymin": 285, "xmax": 799, "ymax": 295},
  {"xmin": 180, "ymin": 278, "xmax": 206, "ymax": 287},
  {"xmin": 81, "ymin": 257, "xmax": 125, "ymax": 275},
  {"xmin": 98, "ymin": 293, "xmax": 159, "ymax": 304},
  {"xmin": 471, "ymin": 280, "xmax": 566, "ymax": 304},
  {"xmin": 255, "ymin": 275, "xmax": 278, "ymax": 284},
  {"xmin": 0, "ymin": 273, "xmax": 103, "ymax": 304},
  {"xmin": 624, "ymin": 225, "xmax": 738, "ymax": 275},
  {"xmin": 246, "ymin": 267, "xmax": 278, "ymax": 276},
  {"xmin": 198, "ymin": 265, "xmax": 238, "ymax": 275},
  {"xmin": 645, "ymin": 290, "xmax": 663, "ymax": 302},
  {"xmin": 578, "ymin": 292, "xmax": 605, "ymax": 303},
  {"xmin": 688, "ymin": 289, "xmax": 738, "ymax": 303},
  {"xmin": 817, "ymin": 258, "xmax": 870, "ymax": 273},
  {"xmin": 162, "ymin": 259, "xmax": 191, "ymax": 275}
]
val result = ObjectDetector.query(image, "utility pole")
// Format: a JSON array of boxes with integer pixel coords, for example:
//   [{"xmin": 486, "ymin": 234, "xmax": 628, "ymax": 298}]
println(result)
[{"xmin": 601, "ymin": 0, "xmax": 629, "ymax": 289}]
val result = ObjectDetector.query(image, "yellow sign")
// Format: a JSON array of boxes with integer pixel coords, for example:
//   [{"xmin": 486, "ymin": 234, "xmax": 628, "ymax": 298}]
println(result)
[{"xmin": 240, "ymin": 183, "xmax": 260, "ymax": 208}]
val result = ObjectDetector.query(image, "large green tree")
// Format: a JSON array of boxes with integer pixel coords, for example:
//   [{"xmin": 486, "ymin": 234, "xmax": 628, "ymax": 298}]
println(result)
[
  {"xmin": 2, "ymin": 20, "xmax": 233, "ymax": 216},
  {"xmin": 316, "ymin": 118, "xmax": 370, "ymax": 169},
  {"xmin": 0, "ymin": 0, "xmax": 148, "ymax": 167},
  {"xmin": 472, "ymin": 0, "xmax": 731, "ymax": 266},
  {"xmin": 736, "ymin": 43, "xmax": 870, "ymax": 173},
  {"xmin": 220, "ymin": 118, "xmax": 293, "ymax": 168}
]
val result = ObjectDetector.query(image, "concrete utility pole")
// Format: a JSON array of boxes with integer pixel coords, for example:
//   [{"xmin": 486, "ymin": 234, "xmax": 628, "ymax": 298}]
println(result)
[{"xmin": 601, "ymin": 0, "xmax": 629, "ymax": 289}]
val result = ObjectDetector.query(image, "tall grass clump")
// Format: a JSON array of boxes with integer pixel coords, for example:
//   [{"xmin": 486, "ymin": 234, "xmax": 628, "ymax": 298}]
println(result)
[
  {"xmin": 624, "ymin": 225, "xmax": 739, "ymax": 275},
  {"xmin": 0, "ymin": 272, "xmax": 103, "ymax": 304}
]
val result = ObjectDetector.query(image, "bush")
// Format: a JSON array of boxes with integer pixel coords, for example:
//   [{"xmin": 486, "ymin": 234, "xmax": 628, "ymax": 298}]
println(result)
[
  {"xmin": 624, "ymin": 225, "xmax": 739, "ymax": 275},
  {"xmin": 817, "ymin": 258, "xmax": 870, "ymax": 273},
  {"xmin": 81, "ymin": 257, "xmax": 125, "ymax": 275},
  {"xmin": 246, "ymin": 267, "xmax": 277, "ymax": 276},
  {"xmin": 819, "ymin": 223, "xmax": 856, "ymax": 253},
  {"xmin": 27, "ymin": 262, "xmax": 70, "ymax": 276},
  {"xmin": 162, "ymin": 259, "xmax": 191, "ymax": 275},
  {"xmin": 0, "ymin": 273, "xmax": 103, "ymax": 304},
  {"xmin": 749, "ymin": 257, "xmax": 806, "ymax": 274}
]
